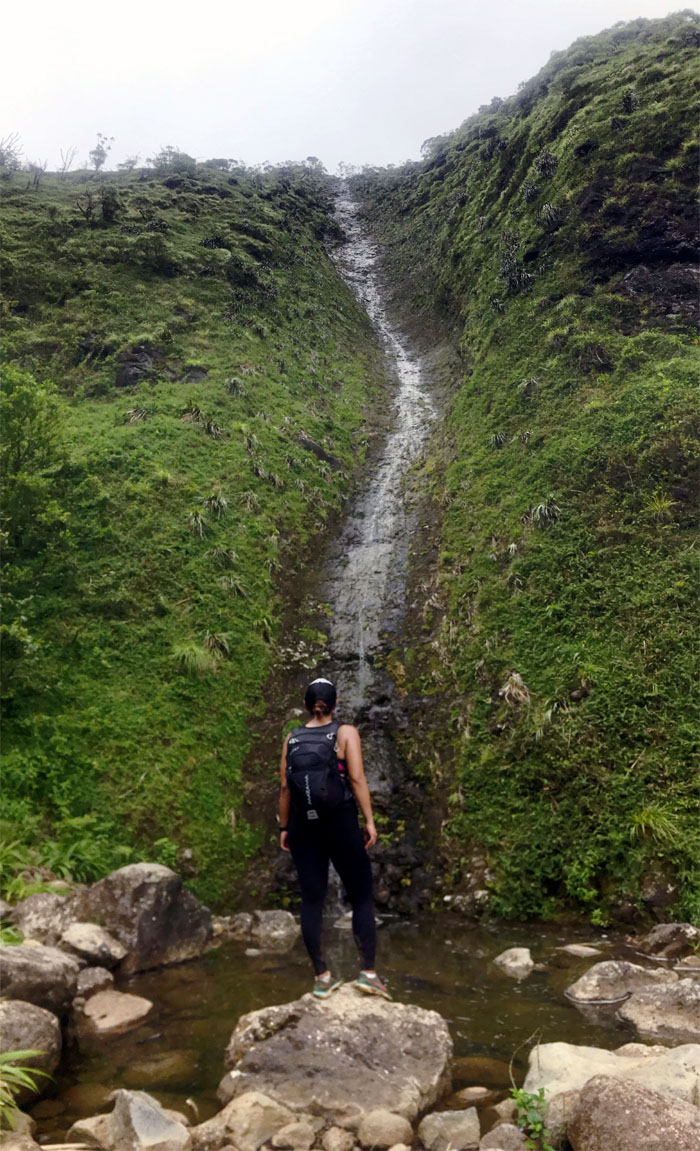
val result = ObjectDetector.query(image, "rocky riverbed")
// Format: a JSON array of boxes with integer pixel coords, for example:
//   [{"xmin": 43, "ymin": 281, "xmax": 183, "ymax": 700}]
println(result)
[{"xmin": 1, "ymin": 865, "xmax": 700, "ymax": 1150}]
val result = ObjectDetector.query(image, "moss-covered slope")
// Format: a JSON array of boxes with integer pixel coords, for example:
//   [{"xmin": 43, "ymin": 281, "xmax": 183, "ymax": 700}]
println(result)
[
  {"xmin": 1, "ymin": 164, "xmax": 385, "ymax": 905},
  {"xmin": 355, "ymin": 13, "xmax": 699, "ymax": 921}
]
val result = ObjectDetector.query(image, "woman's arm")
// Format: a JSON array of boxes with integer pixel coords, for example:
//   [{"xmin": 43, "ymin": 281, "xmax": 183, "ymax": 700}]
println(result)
[
  {"xmin": 279, "ymin": 734, "xmax": 291, "ymax": 852},
  {"xmin": 341, "ymin": 725, "xmax": 377, "ymax": 848}
]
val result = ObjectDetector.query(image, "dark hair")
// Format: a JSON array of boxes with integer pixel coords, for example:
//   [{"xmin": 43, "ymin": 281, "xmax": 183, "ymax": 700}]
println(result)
[{"xmin": 304, "ymin": 678, "xmax": 337, "ymax": 716}]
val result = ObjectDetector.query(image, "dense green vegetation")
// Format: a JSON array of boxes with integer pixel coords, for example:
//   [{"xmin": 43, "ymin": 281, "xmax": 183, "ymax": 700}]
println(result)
[
  {"xmin": 355, "ymin": 12, "xmax": 699, "ymax": 922},
  {"xmin": 1, "ymin": 160, "xmax": 385, "ymax": 905}
]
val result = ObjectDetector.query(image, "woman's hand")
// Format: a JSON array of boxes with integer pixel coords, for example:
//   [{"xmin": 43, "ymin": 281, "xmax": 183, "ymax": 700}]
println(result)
[
  {"xmin": 363, "ymin": 819, "xmax": 377, "ymax": 849},
  {"xmin": 280, "ymin": 830, "xmax": 290, "ymax": 853}
]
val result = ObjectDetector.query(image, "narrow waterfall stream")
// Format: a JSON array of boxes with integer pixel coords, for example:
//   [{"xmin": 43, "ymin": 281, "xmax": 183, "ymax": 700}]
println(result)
[{"xmin": 323, "ymin": 189, "xmax": 435, "ymax": 798}]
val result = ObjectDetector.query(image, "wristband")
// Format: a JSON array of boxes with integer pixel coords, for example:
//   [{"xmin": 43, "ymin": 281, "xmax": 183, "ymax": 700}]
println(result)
[{"xmin": 279, "ymin": 825, "xmax": 288, "ymax": 832}]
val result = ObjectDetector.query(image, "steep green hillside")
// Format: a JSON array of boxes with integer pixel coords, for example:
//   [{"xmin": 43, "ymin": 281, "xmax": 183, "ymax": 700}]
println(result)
[
  {"xmin": 355, "ymin": 13, "xmax": 699, "ymax": 922},
  {"xmin": 1, "ymin": 161, "xmax": 385, "ymax": 905}
]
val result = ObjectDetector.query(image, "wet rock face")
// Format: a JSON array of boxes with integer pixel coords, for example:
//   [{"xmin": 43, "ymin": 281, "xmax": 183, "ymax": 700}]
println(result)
[
  {"xmin": 568, "ymin": 1074, "xmax": 700, "ymax": 1151},
  {"xmin": 0, "ymin": 944, "xmax": 80, "ymax": 1016},
  {"xmin": 115, "ymin": 343, "xmax": 156, "ymax": 388},
  {"xmin": 70, "ymin": 863, "xmax": 212, "ymax": 973},
  {"xmin": 218, "ymin": 984, "xmax": 452, "ymax": 1123},
  {"xmin": 616, "ymin": 978, "xmax": 700, "ymax": 1042},
  {"xmin": 564, "ymin": 960, "xmax": 677, "ymax": 1003},
  {"xmin": 0, "ymin": 1001, "xmax": 62, "ymax": 1098}
]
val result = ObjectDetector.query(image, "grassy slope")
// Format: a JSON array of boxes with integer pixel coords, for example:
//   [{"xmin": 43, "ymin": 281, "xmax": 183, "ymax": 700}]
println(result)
[
  {"xmin": 1, "ymin": 163, "xmax": 385, "ymax": 906},
  {"xmin": 355, "ymin": 13, "xmax": 699, "ymax": 921}
]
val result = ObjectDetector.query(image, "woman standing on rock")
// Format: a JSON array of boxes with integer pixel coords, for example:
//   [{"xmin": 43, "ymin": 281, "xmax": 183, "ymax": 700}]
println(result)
[{"xmin": 279, "ymin": 677, "xmax": 390, "ymax": 1000}]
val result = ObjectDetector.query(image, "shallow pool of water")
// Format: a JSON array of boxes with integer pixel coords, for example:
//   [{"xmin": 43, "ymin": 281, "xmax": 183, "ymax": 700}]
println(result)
[{"xmin": 36, "ymin": 915, "xmax": 652, "ymax": 1140}]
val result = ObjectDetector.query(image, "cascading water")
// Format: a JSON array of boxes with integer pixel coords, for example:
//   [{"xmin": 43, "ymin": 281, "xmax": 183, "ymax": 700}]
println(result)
[{"xmin": 323, "ymin": 190, "xmax": 435, "ymax": 804}]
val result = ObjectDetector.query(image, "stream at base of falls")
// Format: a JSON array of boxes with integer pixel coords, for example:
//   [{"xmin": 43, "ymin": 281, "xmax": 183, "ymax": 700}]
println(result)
[{"xmin": 34, "ymin": 918, "xmax": 650, "ymax": 1141}]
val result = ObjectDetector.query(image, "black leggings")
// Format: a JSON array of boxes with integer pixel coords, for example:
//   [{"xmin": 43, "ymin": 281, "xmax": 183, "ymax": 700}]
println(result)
[{"xmin": 288, "ymin": 801, "xmax": 376, "ymax": 975}]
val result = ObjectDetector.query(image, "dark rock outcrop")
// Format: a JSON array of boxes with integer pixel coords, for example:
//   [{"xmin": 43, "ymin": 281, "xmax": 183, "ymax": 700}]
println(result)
[{"xmin": 217, "ymin": 984, "xmax": 452, "ymax": 1124}]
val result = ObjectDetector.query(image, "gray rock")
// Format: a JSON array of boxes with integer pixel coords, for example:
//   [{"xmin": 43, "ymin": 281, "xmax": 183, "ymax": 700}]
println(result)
[
  {"xmin": 0, "ymin": 943, "xmax": 80, "ymax": 1015},
  {"xmin": 492, "ymin": 1099, "xmax": 518, "ymax": 1123},
  {"xmin": 270, "ymin": 1120, "xmax": 316, "ymax": 1149},
  {"xmin": 492, "ymin": 948, "xmax": 533, "ymax": 979},
  {"xmin": 70, "ymin": 863, "xmax": 212, "ymax": 973},
  {"xmin": 616, "ymin": 977, "xmax": 700, "ymax": 1040},
  {"xmin": 77, "ymin": 965, "xmax": 114, "ymax": 997},
  {"xmin": 0, "ymin": 1001, "xmax": 61, "ymax": 1099},
  {"xmin": 544, "ymin": 1089, "xmax": 580, "ymax": 1148},
  {"xmin": 9, "ymin": 893, "xmax": 74, "ymax": 945},
  {"xmin": 630, "ymin": 921, "xmax": 700, "ymax": 961},
  {"xmin": 65, "ymin": 1113, "xmax": 114, "ymax": 1148},
  {"xmin": 60, "ymin": 921, "xmax": 127, "ymax": 967},
  {"xmin": 219, "ymin": 984, "xmax": 452, "ymax": 1123},
  {"xmin": 322, "ymin": 1128, "xmax": 355, "ymax": 1151},
  {"xmin": 523, "ymin": 1040, "xmax": 700, "ymax": 1103},
  {"xmin": 568, "ymin": 1074, "xmax": 700, "ymax": 1151},
  {"xmin": 0, "ymin": 1131, "xmax": 41, "ymax": 1151},
  {"xmin": 110, "ymin": 1089, "xmax": 191, "ymax": 1150},
  {"xmin": 78, "ymin": 989, "xmax": 153, "ymax": 1037},
  {"xmin": 0, "ymin": 898, "xmax": 12, "ymax": 920},
  {"xmin": 479, "ymin": 1125, "xmax": 526, "ymax": 1150},
  {"xmin": 190, "ymin": 1091, "xmax": 295, "ymax": 1151},
  {"xmin": 417, "ymin": 1109, "xmax": 480, "ymax": 1151},
  {"xmin": 249, "ymin": 910, "xmax": 299, "ymax": 951},
  {"xmin": 565, "ymin": 959, "xmax": 677, "ymax": 1003},
  {"xmin": 357, "ymin": 1110, "xmax": 413, "ymax": 1148}
]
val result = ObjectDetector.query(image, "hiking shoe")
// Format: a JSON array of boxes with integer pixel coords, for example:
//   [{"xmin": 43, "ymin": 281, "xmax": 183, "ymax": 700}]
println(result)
[
  {"xmin": 313, "ymin": 974, "xmax": 342, "ymax": 998},
  {"xmin": 355, "ymin": 972, "xmax": 392, "ymax": 1000}
]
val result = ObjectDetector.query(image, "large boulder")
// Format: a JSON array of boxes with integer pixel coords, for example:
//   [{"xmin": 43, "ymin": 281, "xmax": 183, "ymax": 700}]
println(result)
[
  {"xmin": 109, "ymin": 1089, "xmax": 192, "ymax": 1151},
  {"xmin": 0, "ymin": 1001, "xmax": 61, "ymax": 1098},
  {"xmin": 616, "ymin": 978, "xmax": 700, "ymax": 1041},
  {"xmin": 9, "ymin": 893, "xmax": 74, "ymax": 945},
  {"xmin": 70, "ymin": 864, "xmax": 212, "ymax": 973},
  {"xmin": 60, "ymin": 922, "xmax": 127, "ymax": 967},
  {"xmin": 190, "ymin": 1092, "xmax": 296, "ymax": 1151},
  {"xmin": 0, "ymin": 943, "xmax": 80, "ymax": 1015},
  {"xmin": 630, "ymin": 922, "xmax": 700, "ymax": 961},
  {"xmin": 564, "ymin": 960, "xmax": 677, "ymax": 1003},
  {"xmin": 523, "ymin": 1041, "xmax": 700, "ymax": 1104},
  {"xmin": 218, "ymin": 984, "xmax": 452, "ymax": 1124},
  {"xmin": 77, "ymin": 989, "xmax": 154, "ymax": 1037},
  {"xmin": 417, "ymin": 1108, "xmax": 481, "ymax": 1151},
  {"xmin": 568, "ymin": 1074, "xmax": 700, "ymax": 1151}
]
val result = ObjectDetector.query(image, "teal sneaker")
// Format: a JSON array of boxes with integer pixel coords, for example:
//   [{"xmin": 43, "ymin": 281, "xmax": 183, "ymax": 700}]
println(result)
[
  {"xmin": 355, "ymin": 972, "xmax": 392, "ymax": 1000},
  {"xmin": 313, "ymin": 974, "xmax": 342, "ymax": 998}
]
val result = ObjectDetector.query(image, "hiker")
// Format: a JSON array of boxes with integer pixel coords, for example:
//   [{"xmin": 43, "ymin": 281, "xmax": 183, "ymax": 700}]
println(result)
[{"xmin": 279, "ymin": 677, "xmax": 390, "ymax": 999}]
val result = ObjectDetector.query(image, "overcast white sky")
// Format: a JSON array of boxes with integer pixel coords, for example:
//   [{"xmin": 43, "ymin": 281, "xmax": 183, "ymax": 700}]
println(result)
[{"xmin": 2, "ymin": 0, "xmax": 692, "ymax": 172}]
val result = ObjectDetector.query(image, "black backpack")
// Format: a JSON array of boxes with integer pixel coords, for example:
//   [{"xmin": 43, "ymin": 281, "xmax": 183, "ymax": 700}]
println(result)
[{"xmin": 286, "ymin": 722, "xmax": 347, "ymax": 820}]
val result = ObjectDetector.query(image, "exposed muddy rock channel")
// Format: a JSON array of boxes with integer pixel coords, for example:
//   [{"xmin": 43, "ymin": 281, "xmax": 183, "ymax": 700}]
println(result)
[{"xmin": 315, "ymin": 190, "xmax": 437, "ymax": 909}]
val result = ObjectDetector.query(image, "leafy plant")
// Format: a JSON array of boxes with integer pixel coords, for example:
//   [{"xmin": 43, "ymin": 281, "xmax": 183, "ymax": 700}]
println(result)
[
  {"xmin": 187, "ymin": 510, "xmax": 208, "ymax": 538},
  {"xmin": 529, "ymin": 496, "xmax": 561, "ymax": 527},
  {"xmin": 510, "ymin": 1086, "xmax": 555, "ymax": 1151},
  {"xmin": 171, "ymin": 641, "xmax": 217, "ymax": 676},
  {"xmin": 203, "ymin": 486, "xmax": 228, "ymax": 518},
  {"xmin": 0, "ymin": 1051, "xmax": 49, "ymax": 1131}
]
